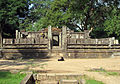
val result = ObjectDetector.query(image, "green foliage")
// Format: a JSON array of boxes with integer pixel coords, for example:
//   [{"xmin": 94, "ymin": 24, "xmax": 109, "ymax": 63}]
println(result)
[
  {"xmin": 106, "ymin": 72, "xmax": 119, "ymax": 76},
  {"xmin": 83, "ymin": 75, "xmax": 104, "ymax": 84},
  {"xmin": 86, "ymin": 79, "xmax": 104, "ymax": 84},
  {"xmin": 0, "ymin": 0, "xmax": 29, "ymax": 37},
  {"xmin": 24, "ymin": 0, "xmax": 52, "ymax": 31},
  {"xmin": 28, "ymin": 0, "xmax": 92, "ymax": 31},
  {"xmin": 1, "ymin": 0, "xmax": 120, "ymax": 39},
  {"xmin": 104, "ymin": 8, "xmax": 120, "ymax": 40},
  {"xmin": 0, "ymin": 71, "xmax": 26, "ymax": 84},
  {"xmin": 90, "ymin": 27, "xmax": 108, "ymax": 38},
  {"xmin": 89, "ymin": 68, "xmax": 120, "ymax": 76}
]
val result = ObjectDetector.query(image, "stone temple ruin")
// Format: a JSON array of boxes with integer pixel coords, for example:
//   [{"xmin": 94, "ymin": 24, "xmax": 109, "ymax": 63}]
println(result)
[{"xmin": 0, "ymin": 26, "xmax": 120, "ymax": 59}]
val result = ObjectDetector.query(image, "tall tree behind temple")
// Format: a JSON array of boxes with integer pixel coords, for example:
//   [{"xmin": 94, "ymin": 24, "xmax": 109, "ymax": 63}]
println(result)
[
  {"xmin": 28, "ymin": 0, "xmax": 120, "ymax": 40},
  {"xmin": 28, "ymin": 0, "xmax": 92, "ymax": 31},
  {"xmin": 28, "ymin": 0, "xmax": 114, "ymax": 31},
  {"xmin": 25, "ymin": 0, "xmax": 53, "ymax": 31},
  {"xmin": 0, "ymin": 0, "xmax": 120, "ymax": 40},
  {"xmin": 0, "ymin": 0, "xmax": 29, "ymax": 38},
  {"xmin": 92, "ymin": 0, "xmax": 120, "ymax": 40},
  {"xmin": 104, "ymin": 7, "xmax": 120, "ymax": 40}
]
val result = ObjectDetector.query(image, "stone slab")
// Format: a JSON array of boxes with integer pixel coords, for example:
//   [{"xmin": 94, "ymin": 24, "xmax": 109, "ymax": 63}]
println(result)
[
  {"xmin": 39, "ymin": 80, "xmax": 58, "ymax": 84},
  {"xmin": 60, "ymin": 80, "xmax": 79, "ymax": 84}
]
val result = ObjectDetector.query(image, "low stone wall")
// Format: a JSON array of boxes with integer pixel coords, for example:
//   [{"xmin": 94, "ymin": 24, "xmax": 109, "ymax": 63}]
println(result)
[
  {"xmin": 2, "ymin": 38, "xmax": 49, "ymax": 59},
  {"xmin": 67, "ymin": 49, "xmax": 112, "ymax": 58},
  {"xmin": 2, "ymin": 49, "xmax": 50, "ymax": 59},
  {"xmin": 67, "ymin": 38, "xmax": 116, "ymax": 45},
  {"xmin": 3, "ymin": 38, "xmax": 48, "ymax": 45},
  {"xmin": 1, "ymin": 47, "xmax": 120, "ymax": 59},
  {"xmin": 1, "ymin": 38, "xmax": 120, "ymax": 59},
  {"xmin": 66, "ymin": 44, "xmax": 120, "ymax": 58}
]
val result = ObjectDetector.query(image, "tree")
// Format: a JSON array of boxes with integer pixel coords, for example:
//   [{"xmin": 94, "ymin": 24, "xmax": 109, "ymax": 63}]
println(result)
[
  {"xmin": 28, "ymin": 0, "xmax": 92, "ymax": 31},
  {"xmin": 24, "ymin": 0, "xmax": 52, "ymax": 31},
  {"xmin": 104, "ymin": 8, "xmax": 120, "ymax": 40},
  {"xmin": 1, "ymin": 0, "xmax": 120, "ymax": 40},
  {"xmin": 0, "ymin": 0, "xmax": 29, "ymax": 38}
]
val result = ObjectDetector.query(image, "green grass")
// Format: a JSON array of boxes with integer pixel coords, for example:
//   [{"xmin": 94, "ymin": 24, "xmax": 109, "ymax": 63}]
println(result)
[
  {"xmin": 86, "ymin": 79, "xmax": 104, "ymax": 84},
  {"xmin": 83, "ymin": 75, "xmax": 104, "ymax": 84},
  {"xmin": 0, "ymin": 71, "xmax": 26, "ymax": 84},
  {"xmin": 88, "ymin": 68, "xmax": 120, "ymax": 76},
  {"xmin": 106, "ymin": 71, "xmax": 119, "ymax": 76}
]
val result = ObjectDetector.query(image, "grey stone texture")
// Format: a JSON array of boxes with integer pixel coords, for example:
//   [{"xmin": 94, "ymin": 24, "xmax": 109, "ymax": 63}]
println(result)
[
  {"xmin": 1, "ymin": 26, "xmax": 120, "ymax": 59},
  {"xmin": 36, "ymin": 73, "xmax": 84, "ymax": 84}
]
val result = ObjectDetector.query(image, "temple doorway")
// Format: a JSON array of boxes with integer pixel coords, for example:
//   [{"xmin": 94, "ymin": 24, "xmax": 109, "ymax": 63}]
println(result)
[{"xmin": 53, "ymin": 35, "xmax": 59, "ymax": 46}]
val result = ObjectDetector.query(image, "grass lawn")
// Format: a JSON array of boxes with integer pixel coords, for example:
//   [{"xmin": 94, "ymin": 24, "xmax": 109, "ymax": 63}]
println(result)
[
  {"xmin": 86, "ymin": 79, "xmax": 104, "ymax": 84},
  {"xmin": 83, "ymin": 75, "xmax": 104, "ymax": 84},
  {"xmin": 0, "ymin": 71, "xmax": 26, "ymax": 84}
]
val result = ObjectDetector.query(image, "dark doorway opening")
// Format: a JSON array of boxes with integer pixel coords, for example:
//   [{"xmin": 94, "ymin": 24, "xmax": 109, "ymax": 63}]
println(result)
[{"xmin": 53, "ymin": 35, "xmax": 59, "ymax": 46}]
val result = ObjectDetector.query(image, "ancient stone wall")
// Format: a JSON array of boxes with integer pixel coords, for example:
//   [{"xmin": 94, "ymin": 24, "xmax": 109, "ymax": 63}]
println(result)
[{"xmin": 1, "ymin": 26, "xmax": 120, "ymax": 59}]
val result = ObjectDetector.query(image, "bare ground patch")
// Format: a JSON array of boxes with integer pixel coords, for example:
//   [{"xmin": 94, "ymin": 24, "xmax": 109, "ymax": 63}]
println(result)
[{"xmin": 0, "ymin": 58, "xmax": 120, "ymax": 84}]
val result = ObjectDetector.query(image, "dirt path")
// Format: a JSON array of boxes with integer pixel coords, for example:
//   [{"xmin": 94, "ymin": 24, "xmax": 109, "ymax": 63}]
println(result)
[{"xmin": 0, "ymin": 58, "xmax": 120, "ymax": 84}]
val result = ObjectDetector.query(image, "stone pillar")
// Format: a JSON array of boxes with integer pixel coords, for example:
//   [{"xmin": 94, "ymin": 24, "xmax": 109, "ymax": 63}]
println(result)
[
  {"xmin": 18, "ymin": 32, "xmax": 21, "ymax": 39},
  {"xmin": 59, "ymin": 32, "xmax": 62, "ymax": 48},
  {"xmin": 20, "ymin": 34, "xmax": 23, "ymax": 38},
  {"xmin": 114, "ymin": 40, "xmax": 119, "ymax": 44},
  {"xmin": 48, "ymin": 25, "xmax": 52, "ymax": 50},
  {"xmin": 62, "ymin": 26, "xmax": 67, "ymax": 58},
  {"xmin": 62, "ymin": 26, "xmax": 67, "ymax": 49},
  {"xmin": 95, "ymin": 39, "xmax": 98, "ymax": 44},
  {"xmin": 109, "ymin": 37, "xmax": 115, "ymax": 48},
  {"xmin": 16, "ymin": 30, "xmax": 19, "ymax": 39}
]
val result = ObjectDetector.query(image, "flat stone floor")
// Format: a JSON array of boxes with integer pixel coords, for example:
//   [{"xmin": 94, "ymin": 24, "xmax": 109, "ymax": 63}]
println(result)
[{"xmin": 0, "ymin": 58, "xmax": 120, "ymax": 84}]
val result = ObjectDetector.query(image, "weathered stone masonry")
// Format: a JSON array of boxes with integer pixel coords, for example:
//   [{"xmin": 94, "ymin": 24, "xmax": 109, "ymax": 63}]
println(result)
[{"xmin": 0, "ymin": 26, "xmax": 120, "ymax": 59}]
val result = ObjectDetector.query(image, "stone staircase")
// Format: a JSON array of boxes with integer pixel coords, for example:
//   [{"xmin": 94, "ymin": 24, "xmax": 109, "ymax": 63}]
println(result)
[
  {"xmin": 34, "ymin": 73, "xmax": 85, "ymax": 84},
  {"xmin": 50, "ymin": 48, "xmax": 64, "ymax": 59}
]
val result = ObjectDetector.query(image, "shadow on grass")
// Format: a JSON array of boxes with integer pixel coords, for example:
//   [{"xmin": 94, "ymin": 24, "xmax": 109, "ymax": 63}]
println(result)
[{"xmin": 0, "ymin": 71, "xmax": 10, "ymax": 79}]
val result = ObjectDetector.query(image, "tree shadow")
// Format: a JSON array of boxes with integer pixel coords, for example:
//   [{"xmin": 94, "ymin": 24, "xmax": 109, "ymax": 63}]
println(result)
[
  {"xmin": 0, "ymin": 71, "xmax": 11, "ymax": 79},
  {"xmin": 0, "ymin": 61, "xmax": 28, "ymax": 66},
  {"xmin": 2, "ymin": 48, "xmax": 52, "ymax": 60},
  {"xmin": 18, "ymin": 49, "xmax": 50, "ymax": 59}
]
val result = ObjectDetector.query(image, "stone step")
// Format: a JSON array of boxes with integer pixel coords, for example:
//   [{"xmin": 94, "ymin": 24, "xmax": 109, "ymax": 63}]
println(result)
[
  {"xmin": 36, "ymin": 74, "xmax": 85, "ymax": 84},
  {"xmin": 51, "ymin": 50, "xmax": 63, "ymax": 53},
  {"xmin": 51, "ymin": 53, "xmax": 64, "ymax": 57},
  {"xmin": 39, "ymin": 80, "xmax": 59, "ymax": 84},
  {"xmin": 113, "ymin": 53, "xmax": 120, "ymax": 56},
  {"xmin": 112, "ymin": 52, "xmax": 120, "ymax": 56},
  {"xmin": 111, "ymin": 52, "xmax": 120, "ymax": 58},
  {"xmin": 38, "ymin": 79, "xmax": 85, "ymax": 84},
  {"xmin": 60, "ymin": 80, "xmax": 79, "ymax": 84}
]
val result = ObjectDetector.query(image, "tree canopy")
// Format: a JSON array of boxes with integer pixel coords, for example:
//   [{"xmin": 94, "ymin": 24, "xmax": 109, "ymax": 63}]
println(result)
[
  {"xmin": 0, "ymin": 0, "xmax": 120, "ymax": 40},
  {"xmin": 0, "ymin": 0, "xmax": 28, "ymax": 37}
]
